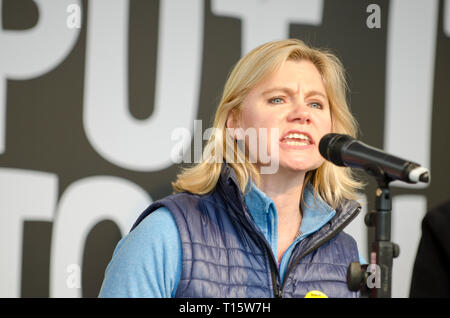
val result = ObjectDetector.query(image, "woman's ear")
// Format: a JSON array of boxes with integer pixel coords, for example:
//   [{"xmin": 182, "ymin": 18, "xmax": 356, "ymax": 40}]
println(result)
[
  {"xmin": 226, "ymin": 111, "xmax": 235, "ymax": 130},
  {"xmin": 226, "ymin": 108, "xmax": 240, "ymax": 128}
]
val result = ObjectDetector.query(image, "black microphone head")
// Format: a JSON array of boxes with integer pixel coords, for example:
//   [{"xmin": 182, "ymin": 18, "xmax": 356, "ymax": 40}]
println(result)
[
  {"xmin": 318, "ymin": 133, "xmax": 337, "ymax": 159},
  {"xmin": 319, "ymin": 133, "xmax": 354, "ymax": 166}
]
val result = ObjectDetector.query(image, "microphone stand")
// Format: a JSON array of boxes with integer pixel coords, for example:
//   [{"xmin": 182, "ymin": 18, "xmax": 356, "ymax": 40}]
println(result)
[{"xmin": 347, "ymin": 167, "xmax": 400, "ymax": 298}]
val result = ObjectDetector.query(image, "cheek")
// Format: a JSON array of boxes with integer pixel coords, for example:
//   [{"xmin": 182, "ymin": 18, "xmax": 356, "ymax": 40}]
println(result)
[
  {"xmin": 239, "ymin": 107, "xmax": 257, "ymax": 130},
  {"xmin": 324, "ymin": 121, "xmax": 332, "ymax": 135},
  {"xmin": 241, "ymin": 109, "xmax": 278, "ymax": 132},
  {"xmin": 319, "ymin": 112, "xmax": 333, "ymax": 134}
]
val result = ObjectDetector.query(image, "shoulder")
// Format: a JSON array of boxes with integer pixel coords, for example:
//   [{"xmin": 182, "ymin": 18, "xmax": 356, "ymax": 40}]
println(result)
[
  {"xmin": 318, "ymin": 229, "xmax": 360, "ymax": 262},
  {"xmin": 130, "ymin": 192, "xmax": 199, "ymax": 231},
  {"xmin": 130, "ymin": 206, "xmax": 178, "ymax": 238},
  {"xmin": 99, "ymin": 206, "xmax": 182, "ymax": 297},
  {"xmin": 156, "ymin": 190, "xmax": 229, "ymax": 218},
  {"xmin": 130, "ymin": 190, "xmax": 230, "ymax": 244},
  {"xmin": 421, "ymin": 200, "xmax": 450, "ymax": 251},
  {"xmin": 111, "ymin": 206, "xmax": 181, "ymax": 264},
  {"xmin": 332, "ymin": 230, "xmax": 359, "ymax": 252},
  {"xmin": 423, "ymin": 200, "xmax": 450, "ymax": 228}
]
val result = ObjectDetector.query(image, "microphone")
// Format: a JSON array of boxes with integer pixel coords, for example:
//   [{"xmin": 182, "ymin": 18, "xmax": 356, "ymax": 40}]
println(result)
[{"xmin": 319, "ymin": 133, "xmax": 430, "ymax": 184}]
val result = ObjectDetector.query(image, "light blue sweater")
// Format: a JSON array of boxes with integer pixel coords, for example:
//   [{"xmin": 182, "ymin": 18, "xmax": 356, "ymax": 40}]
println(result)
[{"xmin": 99, "ymin": 183, "xmax": 366, "ymax": 297}]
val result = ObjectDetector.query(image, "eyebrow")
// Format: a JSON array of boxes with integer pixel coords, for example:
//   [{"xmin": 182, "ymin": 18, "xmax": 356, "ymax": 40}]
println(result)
[
  {"xmin": 305, "ymin": 90, "xmax": 328, "ymax": 100},
  {"xmin": 262, "ymin": 87, "xmax": 328, "ymax": 100},
  {"xmin": 262, "ymin": 87, "xmax": 295, "ymax": 96}
]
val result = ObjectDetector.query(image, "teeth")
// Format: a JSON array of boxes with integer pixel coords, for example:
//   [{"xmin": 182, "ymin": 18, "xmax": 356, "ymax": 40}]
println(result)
[
  {"xmin": 284, "ymin": 133, "xmax": 310, "ymax": 141},
  {"xmin": 285, "ymin": 140, "xmax": 309, "ymax": 146}
]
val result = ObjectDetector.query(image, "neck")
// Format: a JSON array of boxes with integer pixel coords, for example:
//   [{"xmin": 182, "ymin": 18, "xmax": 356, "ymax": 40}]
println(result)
[
  {"xmin": 258, "ymin": 168, "xmax": 306, "ymax": 263},
  {"xmin": 258, "ymin": 168, "xmax": 306, "ymax": 218}
]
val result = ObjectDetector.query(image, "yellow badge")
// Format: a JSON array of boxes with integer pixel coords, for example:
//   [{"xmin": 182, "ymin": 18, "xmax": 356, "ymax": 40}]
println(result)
[{"xmin": 305, "ymin": 290, "xmax": 328, "ymax": 298}]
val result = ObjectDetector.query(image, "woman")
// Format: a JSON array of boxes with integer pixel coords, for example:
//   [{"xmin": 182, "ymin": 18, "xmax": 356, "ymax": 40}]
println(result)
[{"xmin": 99, "ymin": 39, "xmax": 366, "ymax": 298}]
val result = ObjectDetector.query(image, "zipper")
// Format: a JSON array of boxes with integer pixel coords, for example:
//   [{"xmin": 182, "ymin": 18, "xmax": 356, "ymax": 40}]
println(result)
[
  {"xmin": 240, "ymin": 218, "xmax": 282, "ymax": 298},
  {"xmin": 224, "ymin": 186, "xmax": 282, "ymax": 298},
  {"xmin": 268, "ymin": 254, "xmax": 282, "ymax": 298},
  {"xmin": 221, "ymin": 175, "xmax": 360, "ymax": 298},
  {"xmin": 278, "ymin": 205, "xmax": 362, "ymax": 295},
  {"xmin": 238, "ymin": 206, "xmax": 282, "ymax": 298}
]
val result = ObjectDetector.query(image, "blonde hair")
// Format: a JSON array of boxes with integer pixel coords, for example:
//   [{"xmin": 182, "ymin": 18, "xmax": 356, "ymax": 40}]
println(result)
[{"xmin": 172, "ymin": 39, "xmax": 364, "ymax": 209}]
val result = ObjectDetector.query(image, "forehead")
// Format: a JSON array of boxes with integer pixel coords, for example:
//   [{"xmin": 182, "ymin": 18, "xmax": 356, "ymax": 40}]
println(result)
[{"xmin": 253, "ymin": 59, "xmax": 327, "ymax": 94}]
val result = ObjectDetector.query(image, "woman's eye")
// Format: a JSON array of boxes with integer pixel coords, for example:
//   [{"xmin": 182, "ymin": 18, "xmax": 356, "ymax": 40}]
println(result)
[
  {"xmin": 269, "ymin": 97, "xmax": 284, "ymax": 104},
  {"xmin": 310, "ymin": 102, "xmax": 322, "ymax": 109}
]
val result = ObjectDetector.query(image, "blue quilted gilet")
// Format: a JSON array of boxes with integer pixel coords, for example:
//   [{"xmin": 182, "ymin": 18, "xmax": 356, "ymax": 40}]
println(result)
[{"xmin": 131, "ymin": 164, "xmax": 361, "ymax": 298}]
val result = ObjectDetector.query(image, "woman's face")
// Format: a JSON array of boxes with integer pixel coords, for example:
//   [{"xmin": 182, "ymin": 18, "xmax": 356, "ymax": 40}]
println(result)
[{"xmin": 234, "ymin": 59, "xmax": 332, "ymax": 174}]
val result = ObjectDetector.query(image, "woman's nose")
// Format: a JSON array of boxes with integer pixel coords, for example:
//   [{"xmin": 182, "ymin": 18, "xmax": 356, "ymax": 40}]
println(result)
[{"xmin": 287, "ymin": 102, "xmax": 311, "ymax": 124}]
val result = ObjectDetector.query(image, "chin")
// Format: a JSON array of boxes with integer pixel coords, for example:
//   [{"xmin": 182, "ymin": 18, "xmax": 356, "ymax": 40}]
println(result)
[
  {"xmin": 279, "ymin": 158, "xmax": 323, "ymax": 173},
  {"xmin": 279, "ymin": 163, "xmax": 316, "ymax": 173}
]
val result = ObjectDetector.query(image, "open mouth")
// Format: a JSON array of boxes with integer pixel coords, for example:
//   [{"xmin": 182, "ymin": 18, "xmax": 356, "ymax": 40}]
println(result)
[{"xmin": 280, "ymin": 131, "xmax": 313, "ymax": 147}]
